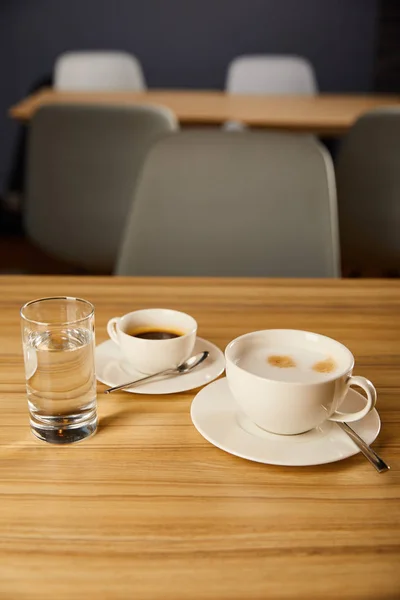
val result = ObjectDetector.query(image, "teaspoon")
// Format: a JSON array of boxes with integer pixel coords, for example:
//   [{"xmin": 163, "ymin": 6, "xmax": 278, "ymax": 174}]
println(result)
[
  {"xmin": 338, "ymin": 421, "xmax": 390, "ymax": 473},
  {"xmin": 104, "ymin": 351, "xmax": 209, "ymax": 394}
]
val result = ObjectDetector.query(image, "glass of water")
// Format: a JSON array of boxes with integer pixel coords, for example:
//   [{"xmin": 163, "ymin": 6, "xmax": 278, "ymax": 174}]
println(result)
[{"xmin": 20, "ymin": 297, "xmax": 97, "ymax": 444}]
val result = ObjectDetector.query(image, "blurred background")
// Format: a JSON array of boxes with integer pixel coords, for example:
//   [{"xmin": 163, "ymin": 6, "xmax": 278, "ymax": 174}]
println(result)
[{"xmin": 0, "ymin": 0, "xmax": 399, "ymax": 276}]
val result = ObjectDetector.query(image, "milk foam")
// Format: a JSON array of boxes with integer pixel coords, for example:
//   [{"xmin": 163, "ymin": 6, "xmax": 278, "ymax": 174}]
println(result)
[{"xmin": 236, "ymin": 345, "xmax": 338, "ymax": 383}]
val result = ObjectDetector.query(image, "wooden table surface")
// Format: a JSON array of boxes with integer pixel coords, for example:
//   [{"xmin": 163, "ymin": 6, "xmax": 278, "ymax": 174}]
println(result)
[
  {"xmin": 9, "ymin": 88, "xmax": 400, "ymax": 135},
  {"xmin": 1, "ymin": 276, "xmax": 399, "ymax": 599}
]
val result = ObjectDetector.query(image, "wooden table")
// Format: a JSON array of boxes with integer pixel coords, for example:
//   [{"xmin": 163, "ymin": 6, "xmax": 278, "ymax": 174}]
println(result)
[
  {"xmin": 9, "ymin": 89, "xmax": 400, "ymax": 135},
  {"xmin": 1, "ymin": 276, "xmax": 399, "ymax": 599}
]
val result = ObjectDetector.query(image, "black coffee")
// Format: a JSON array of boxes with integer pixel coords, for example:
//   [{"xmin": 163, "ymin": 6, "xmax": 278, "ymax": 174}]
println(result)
[{"xmin": 127, "ymin": 328, "xmax": 183, "ymax": 340}]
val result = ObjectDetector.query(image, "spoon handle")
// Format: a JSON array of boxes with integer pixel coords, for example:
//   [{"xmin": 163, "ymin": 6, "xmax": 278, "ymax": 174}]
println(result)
[
  {"xmin": 104, "ymin": 367, "xmax": 176, "ymax": 394},
  {"xmin": 338, "ymin": 422, "xmax": 390, "ymax": 473}
]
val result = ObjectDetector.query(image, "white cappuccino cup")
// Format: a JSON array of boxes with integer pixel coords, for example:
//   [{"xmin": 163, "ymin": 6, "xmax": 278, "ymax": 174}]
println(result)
[{"xmin": 225, "ymin": 329, "xmax": 376, "ymax": 435}]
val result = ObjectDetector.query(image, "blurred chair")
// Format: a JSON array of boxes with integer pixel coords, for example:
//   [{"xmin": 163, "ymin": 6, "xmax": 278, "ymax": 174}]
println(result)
[
  {"xmin": 336, "ymin": 107, "xmax": 400, "ymax": 276},
  {"xmin": 226, "ymin": 55, "xmax": 318, "ymax": 96},
  {"xmin": 225, "ymin": 55, "xmax": 317, "ymax": 131},
  {"xmin": 25, "ymin": 104, "xmax": 177, "ymax": 272},
  {"xmin": 54, "ymin": 51, "xmax": 146, "ymax": 91},
  {"xmin": 116, "ymin": 130, "xmax": 339, "ymax": 277}
]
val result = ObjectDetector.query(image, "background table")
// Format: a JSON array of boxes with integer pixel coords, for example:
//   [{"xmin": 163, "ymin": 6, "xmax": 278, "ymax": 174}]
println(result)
[
  {"xmin": 1, "ymin": 276, "xmax": 399, "ymax": 599},
  {"xmin": 9, "ymin": 89, "xmax": 400, "ymax": 135}
]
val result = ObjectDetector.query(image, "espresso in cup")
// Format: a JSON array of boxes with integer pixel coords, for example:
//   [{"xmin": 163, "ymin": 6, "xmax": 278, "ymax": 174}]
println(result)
[
  {"xmin": 107, "ymin": 309, "xmax": 197, "ymax": 375},
  {"xmin": 126, "ymin": 327, "xmax": 184, "ymax": 340},
  {"xmin": 225, "ymin": 330, "xmax": 377, "ymax": 435}
]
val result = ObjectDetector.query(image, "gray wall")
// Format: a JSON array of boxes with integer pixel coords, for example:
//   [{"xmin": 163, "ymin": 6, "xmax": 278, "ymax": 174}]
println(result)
[{"xmin": 0, "ymin": 0, "xmax": 379, "ymax": 195}]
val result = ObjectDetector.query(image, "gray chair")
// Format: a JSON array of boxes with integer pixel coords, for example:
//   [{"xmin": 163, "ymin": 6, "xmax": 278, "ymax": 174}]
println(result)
[
  {"xmin": 336, "ymin": 107, "xmax": 400, "ymax": 276},
  {"xmin": 25, "ymin": 104, "xmax": 178, "ymax": 272},
  {"xmin": 116, "ymin": 131, "xmax": 340, "ymax": 277}
]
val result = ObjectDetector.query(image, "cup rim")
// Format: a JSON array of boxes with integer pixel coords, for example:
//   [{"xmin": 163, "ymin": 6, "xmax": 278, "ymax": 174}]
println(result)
[
  {"xmin": 20, "ymin": 296, "xmax": 94, "ymax": 326},
  {"xmin": 117, "ymin": 308, "xmax": 197, "ymax": 339},
  {"xmin": 225, "ymin": 329, "xmax": 355, "ymax": 385}
]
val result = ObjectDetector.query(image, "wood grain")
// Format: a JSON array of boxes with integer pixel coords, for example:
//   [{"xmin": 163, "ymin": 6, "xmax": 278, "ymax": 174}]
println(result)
[
  {"xmin": 0, "ymin": 276, "xmax": 399, "ymax": 599},
  {"xmin": 9, "ymin": 89, "xmax": 400, "ymax": 135}
]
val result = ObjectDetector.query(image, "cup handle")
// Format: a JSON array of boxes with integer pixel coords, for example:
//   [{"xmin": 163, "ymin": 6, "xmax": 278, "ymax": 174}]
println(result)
[
  {"xmin": 107, "ymin": 318, "xmax": 120, "ymax": 345},
  {"xmin": 329, "ymin": 376, "xmax": 377, "ymax": 423}
]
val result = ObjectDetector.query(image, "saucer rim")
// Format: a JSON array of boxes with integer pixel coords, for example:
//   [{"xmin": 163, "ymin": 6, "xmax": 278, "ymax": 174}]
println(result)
[
  {"xmin": 95, "ymin": 337, "xmax": 225, "ymax": 395},
  {"xmin": 190, "ymin": 377, "xmax": 381, "ymax": 467}
]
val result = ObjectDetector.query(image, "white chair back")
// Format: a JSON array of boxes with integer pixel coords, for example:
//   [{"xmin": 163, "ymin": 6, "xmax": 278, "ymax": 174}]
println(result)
[
  {"xmin": 226, "ymin": 55, "xmax": 318, "ymax": 95},
  {"xmin": 54, "ymin": 51, "xmax": 146, "ymax": 91}
]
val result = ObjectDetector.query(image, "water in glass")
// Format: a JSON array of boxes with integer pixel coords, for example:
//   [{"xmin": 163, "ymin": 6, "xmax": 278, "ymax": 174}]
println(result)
[{"xmin": 21, "ymin": 297, "xmax": 97, "ymax": 444}]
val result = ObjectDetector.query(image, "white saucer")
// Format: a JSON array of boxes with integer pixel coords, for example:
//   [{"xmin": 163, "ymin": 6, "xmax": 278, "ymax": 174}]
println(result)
[
  {"xmin": 191, "ymin": 378, "xmax": 381, "ymax": 466},
  {"xmin": 95, "ymin": 337, "xmax": 225, "ymax": 394}
]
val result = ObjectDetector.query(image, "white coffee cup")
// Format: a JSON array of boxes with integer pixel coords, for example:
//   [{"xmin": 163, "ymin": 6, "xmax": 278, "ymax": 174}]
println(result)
[
  {"xmin": 107, "ymin": 308, "xmax": 197, "ymax": 375},
  {"xmin": 225, "ymin": 329, "xmax": 377, "ymax": 435}
]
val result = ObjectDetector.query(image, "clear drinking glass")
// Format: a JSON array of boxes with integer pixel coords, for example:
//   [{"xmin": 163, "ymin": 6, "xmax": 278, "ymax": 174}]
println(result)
[{"xmin": 20, "ymin": 297, "xmax": 97, "ymax": 444}]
